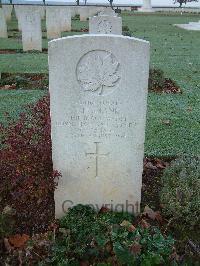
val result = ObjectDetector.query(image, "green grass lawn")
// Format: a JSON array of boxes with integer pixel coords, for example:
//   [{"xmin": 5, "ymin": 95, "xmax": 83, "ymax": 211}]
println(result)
[{"xmin": 0, "ymin": 12, "xmax": 199, "ymax": 157}]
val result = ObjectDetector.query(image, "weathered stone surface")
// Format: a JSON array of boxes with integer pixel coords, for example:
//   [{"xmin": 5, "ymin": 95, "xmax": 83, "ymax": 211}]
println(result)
[
  {"xmin": 79, "ymin": 6, "xmax": 89, "ymax": 22},
  {"xmin": 139, "ymin": 0, "xmax": 153, "ymax": 12},
  {"xmin": 88, "ymin": 6, "xmax": 103, "ymax": 17},
  {"xmin": 39, "ymin": 6, "xmax": 45, "ymax": 19},
  {"xmin": 89, "ymin": 15, "xmax": 122, "ymax": 35},
  {"xmin": 15, "ymin": 5, "xmax": 44, "ymax": 32},
  {"xmin": 60, "ymin": 7, "xmax": 71, "ymax": 32},
  {"xmin": 174, "ymin": 22, "xmax": 200, "ymax": 31},
  {"xmin": 98, "ymin": 7, "xmax": 117, "ymax": 17},
  {"xmin": 49, "ymin": 35, "xmax": 150, "ymax": 218},
  {"xmin": 0, "ymin": 8, "xmax": 8, "ymax": 38},
  {"xmin": 2, "ymin": 5, "xmax": 13, "ymax": 22},
  {"xmin": 46, "ymin": 6, "xmax": 62, "ymax": 39},
  {"xmin": 14, "ymin": 5, "xmax": 22, "ymax": 31},
  {"xmin": 20, "ymin": 7, "xmax": 42, "ymax": 51},
  {"xmin": 70, "ymin": 6, "xmax": 76, "ymax": 17}
]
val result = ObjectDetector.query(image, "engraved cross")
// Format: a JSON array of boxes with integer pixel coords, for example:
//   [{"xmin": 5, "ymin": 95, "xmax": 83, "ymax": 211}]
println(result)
[{"xmin": 85, "ymin": 142, "xmax": 109, "ymax": 178}]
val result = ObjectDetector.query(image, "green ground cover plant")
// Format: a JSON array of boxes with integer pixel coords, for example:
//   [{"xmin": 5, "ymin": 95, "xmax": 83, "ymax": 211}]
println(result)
[
  {"xmin": 43, "ymin": 205, "xmax": 175, "ymax": 265},
  {"xmin": 161, "ymin": 155, "xmax": 200, "ymax": 244}
]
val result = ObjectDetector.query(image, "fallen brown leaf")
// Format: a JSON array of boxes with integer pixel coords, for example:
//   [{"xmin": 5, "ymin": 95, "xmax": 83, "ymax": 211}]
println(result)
[
  {"xmin": 9, "ymin": 234, "xmax": 30, "ymax": 248},
  {"xmin": 143, "ymin": 206, "xmax": 156, "ymax": 220},
  {"xmin": 99, "ymin": 206, "xmax": 110, "ymax": 213},
  {"xmin": 120, "ymin": 220, "xmax": 136, "ymax": 232},
  {"xmin": 145, "ymin": 162, "xmax": 157, "ymax": 170},
  {"xmin": 139, "ymin": 219, "xmax": 150, "ymax": 229},
  {"xmin": 130, "ymin": 242, "xmax": 142, "ymax": 255},
  {"xmin": 155, "ymin": 211, "xmax": 163, "ymax": 224}
]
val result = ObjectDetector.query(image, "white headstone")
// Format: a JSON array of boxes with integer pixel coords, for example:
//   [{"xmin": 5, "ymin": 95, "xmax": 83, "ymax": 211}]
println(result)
[
  {"xmin": 0, "ymin": 8, "xmax": 8, "ymax": 38},
  {"xmin": 98, "ymin": 7, "xmax": 117, "ymax": 17},
  {"xmin": 2, "ymin": 5, "xmax": 13, "ymax": 22},
  {"xmin": 70, "ymin": 6, "xmax": 76, "ymax": 17},
  {"xmin": 14, "ymin": 5, "xmax": 22, "ymax": 31},
  {"xmin": 88, "ymin": 6, "xmax": 103, "ymax": 17},
  {"xmin": 15, "ymin": 5, "xmax": 44, "ymax": 31},
  {"xmin": 46, "ymin": 7, "xmax": 62, "ymax": 39},
  {"xmin": 139, "ymin": 0, "xmax": 153, "ymax": 12},
  {"xmin": 79, "ymin": 6, "xmax": 89, "ymax": 22},
  {"xmin": 20, "ymin": 8, "xmax": 42, "ymax": 51},
  {"xmin": 89, "ymin": 15, "xmax": 122, "ymax": 35},
  {"xmin": 60, "ymin": 7, "xmax": 71, "ymax": 32},
  {"xmin": 174, "ymin": 22, "xmax": 200, "ymax": 31},
  {"xmin": 49, "ymin": 35, "xmax": 150, "ymax": 218},
  {"xmin": 39, "ymin": 6, "xmax": 45, "ymax": 20}
]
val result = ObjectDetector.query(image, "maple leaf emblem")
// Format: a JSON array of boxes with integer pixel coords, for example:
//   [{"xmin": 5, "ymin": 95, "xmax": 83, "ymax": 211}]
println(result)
[{"xmin": 77, "ymin": 51, "xmax": 120, "ymax": 96}]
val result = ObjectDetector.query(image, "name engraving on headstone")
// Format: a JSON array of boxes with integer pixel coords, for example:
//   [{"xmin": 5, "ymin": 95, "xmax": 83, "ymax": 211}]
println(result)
[{"xmin": 54, "ymin": 100, "xmax": 136, "ymax": 139}]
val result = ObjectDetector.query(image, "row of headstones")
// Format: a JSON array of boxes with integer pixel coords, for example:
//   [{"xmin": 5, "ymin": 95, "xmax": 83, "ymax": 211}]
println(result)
[
  {"xmin": 0, "ymin": 5, "xmax": 13, "ymax": 38},
  {"xmin": 0, "ymin": 5, "xmax": 122, "ymax": 51},
  {"xmin": 0, "ymin": 6, "xmax": 105, "ymax": 39},
  {"xmin": 0, "ymin": 0, "xmax": 154, "ymax": 41}
]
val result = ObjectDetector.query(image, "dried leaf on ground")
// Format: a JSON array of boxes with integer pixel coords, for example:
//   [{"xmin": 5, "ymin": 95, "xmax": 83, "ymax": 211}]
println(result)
[
  {"xmin": 9, "ymin": 234, "xmax": 30, "ymax": 248},
  {"xmin": 139, "ymin": 219, "xmax": 150, "ymax": 229},
  {"xmin": 130, "ymin": 242, "xmax": 142, "ymax": 255}
]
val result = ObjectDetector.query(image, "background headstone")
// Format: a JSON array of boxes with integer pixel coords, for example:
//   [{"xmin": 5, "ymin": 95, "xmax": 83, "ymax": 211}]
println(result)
[
  {"xmin": 70, "ymin": 6, "xmax": 76, "ymax": 18},
  {"xmin": 39, "ymin": 6, "xmax": 45, "ymax": 20},
  {"xmin": 0, "ymin": 8, "xmax": 8, "ymax": 38},
  {"xmin": 89, "ymin": 15, "xmax": 122, "ymax": 35},
  {"xmin": 2, "ymin": 5, "xmax": 13, "ymax": 22},
  {"xmin": 79, "ymin": 6, "xmax": 89, "ymax": 22},
  {"xmin": 59, "ymin": 7, "xmax": 71, "ymax": 32},
  {"xmin": 88, "ymin": 6, "xmax": 103, "ymax": 17},
  {"xmin": 98, "ymin": 7, "xmax": 117, "ymax": 17},
  {"xmin": 139, "ymin": 0, "xmax": 153, "ymax": 12},
  {"xmin": 46, "ymin": 6, "xmax": 62, "ymax": 39},
  {"xmin": 20, "ymin": 8, "xmax": 42, "ymax": 51},
  {"xmin": 49, "ymin": 35, "xmax": 150, "ymax": 218},
  {"xmin": 174, "ymin": 22, "xmax": 200, "ymax": 31},
  {"xmin": 14, "ymin": 5, "xmax": 22, "ymax": 31}
]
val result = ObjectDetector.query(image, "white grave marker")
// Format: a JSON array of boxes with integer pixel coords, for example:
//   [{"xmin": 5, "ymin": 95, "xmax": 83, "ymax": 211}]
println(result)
[
  {"xmin": 60, "ymin": 7, "xmax": 71, "ymax": 32},
  {"xmin": 89, "ymin": 15, "xmax": 122, "ymax": 34},
  {"xmin": 2, "ymin": 5, "xmax": 13, "ymax": 22},
  {"xmin": 0, "ymin": 8, "xmax": 8, "ymax": 38},
  {"xmin": 14, "ymin": 5, "xmax": 22, "ymax": 31},
  {"xmin": 98, "ymin": 7, "xmax": 116, "ymax": 17},
  {"xmin": 49, "ymin": 35, "xmax": 150, "ymax": 218},
  {"xmin": 19, "ymin": 7, "xmax": 42, "ymax": 51},
  {"xmin": 46, "ymin": 7, "xmax": 62, "ymax": 39},
  {"xmin": 139, "ymin": 0, "xmax": 153, "ymax": 12},
  {"xmin": 79, "ymin": 6, "xmax": 89, "ymax": 22}
]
